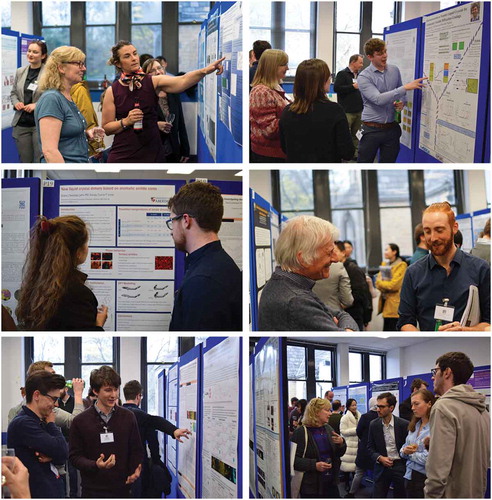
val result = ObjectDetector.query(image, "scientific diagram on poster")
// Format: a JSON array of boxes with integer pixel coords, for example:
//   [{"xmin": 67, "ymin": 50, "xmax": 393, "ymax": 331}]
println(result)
[
  {"xmin": 255, "ymin": 337, "xmax": 285, "ymax": 498},
  {"xmin": 178, "ymin": 359, "xmax": 198, "ymax": 499},
  {"xmin": 204, "ymin": 12, "xmax": 219, "ymax": 160},
  {"xmin": 419, "ymin": 3, "xmax": 484, "ymax": 162},
  {"xmin": 386, "ymin": 28, "xmax": 418, "ymax": 149},
  {"xmin": 221, "ymin": 194, "xmax": 242, "ymax": 269},
  {"xmin": 202, "ymin": 338, "xmax": 240, "ymax": 498}
]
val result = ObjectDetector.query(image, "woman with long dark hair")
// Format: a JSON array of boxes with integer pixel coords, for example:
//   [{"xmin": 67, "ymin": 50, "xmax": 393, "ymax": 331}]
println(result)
[
  {"xmin": 340, "ymin": 399, "xmax": 362, "ymax": 497},
  {"xmin": 16, "ymin": 215, "xmax": 107, "ymax": 330},
  {"xmin": 400, "ymin": 389, "xmax": 436, "ymax": 498},
  {"xmin": 279, "ymin": 58, "xmax": 354, "ymax": 163}
]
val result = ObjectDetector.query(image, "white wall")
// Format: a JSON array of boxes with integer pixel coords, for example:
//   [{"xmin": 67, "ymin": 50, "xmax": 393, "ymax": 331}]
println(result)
[
  {"xmin": 336, "ymin": 342, "xmax": 350, "ymax": 386},
  {"xmin": 10, "ymin": 2, "xmax": 33, "ymax": 34},
  {"xmin": 119, "ymin": 337, "xmax": 142, "ymax": 389},
  {"xmin": 389, "ymin": 337, "xmax": 490, "ymax": 379},
  {"xmin": 250, "ymin": 170, "xmax": 272, "ymax": 203},
  {"xmin": 464, "ymin": 170, "xmax": 489, "ymax": 214},
  {"xmin": 317, "ymin": 2, "xmax": 335, "ymax": 67},
  {"xmin": 403, "ymin": 2, "xmax": 441, "ymax": 21}
]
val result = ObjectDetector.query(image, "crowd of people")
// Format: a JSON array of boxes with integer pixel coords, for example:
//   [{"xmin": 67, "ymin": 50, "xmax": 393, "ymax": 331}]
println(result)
[
  {"xmin": 10, "ymin": 40, "xmax": 225, "ymax": 163},
  {"xmin": 4, "ymin": 361, "xmax": 191, "ymax": 498},
  {"xmin": 2, "ymin": 182, "xmax": 242, "ymax": 332},
  {"xmin": 287, "ymin": 352, "xmax": 490, "ymax": 498},
  {"xmin": 249, "ymin": 37, "xmax": 427, "ymax": 163},
  {"xmin": 258, "ymin": 202, "xmax": 490, "ymax": 331}
]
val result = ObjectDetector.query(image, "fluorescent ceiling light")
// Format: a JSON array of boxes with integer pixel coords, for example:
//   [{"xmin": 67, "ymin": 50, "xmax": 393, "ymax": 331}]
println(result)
[
  {"xmin": 94, "ymin": 167, "xmax": 121, "ymax": 173},
  {"xmin": 166, "ymin": 168, "xmax": 195, "ymax": 175}
]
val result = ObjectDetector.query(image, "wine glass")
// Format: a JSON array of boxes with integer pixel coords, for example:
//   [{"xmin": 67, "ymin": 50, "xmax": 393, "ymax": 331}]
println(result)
[{"xmin": 165, "ymin": 113, "xmax": 175, "ymax": 124}]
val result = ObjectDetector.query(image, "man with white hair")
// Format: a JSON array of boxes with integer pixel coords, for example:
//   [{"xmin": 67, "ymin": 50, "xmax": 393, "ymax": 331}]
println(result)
[{"xmin": 258, "ymin": 215, "xmax": 358, "ymax": 330}]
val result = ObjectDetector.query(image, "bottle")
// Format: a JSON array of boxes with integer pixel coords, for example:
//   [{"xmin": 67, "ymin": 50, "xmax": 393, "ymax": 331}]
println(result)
[
  {"xmin": 394, "ymin": 100, "xmax": 402, "ymax": 123},
  {"xmin": 65, "ymin": 379, "xmax": 73, "ymax": 389},
  {"xmin": 133, "ymin": 97, "xmax": 143, "ymax": 132},
  {"xmin": 102, "ymin": 74, "xmax": 109, "ymax": 90}
]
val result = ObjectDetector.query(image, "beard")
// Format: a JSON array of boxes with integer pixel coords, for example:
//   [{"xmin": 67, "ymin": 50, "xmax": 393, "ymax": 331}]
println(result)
[{"xmin": 429, "ymin": 235, "xmax": 454, "ymax": 256}]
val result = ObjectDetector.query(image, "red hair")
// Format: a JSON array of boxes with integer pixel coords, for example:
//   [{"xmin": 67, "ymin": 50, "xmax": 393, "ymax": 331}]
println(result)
[{"xmin": 423, "ymin": 202, "xmax": 456, "ymax": 227}]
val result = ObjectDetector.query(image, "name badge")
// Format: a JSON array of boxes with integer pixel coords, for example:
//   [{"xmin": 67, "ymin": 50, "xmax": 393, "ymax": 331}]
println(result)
[
  {"xmin": 434, "ymin": 304, "xmax": 455, "ymax": 322},
  {"xmin": 27, "ymin": 82, "xmax": 38, "ymax": 91},
  {"xmin": 50, "ymin": 463, "xmax": 60, "ymax": 478},
  {"xmin": 352, "ymin": 78, "xmax": 357, "ymax": 83},
  {"xmin": 100, "ymin": 432, "xmax": 114, "ymax": 443}
]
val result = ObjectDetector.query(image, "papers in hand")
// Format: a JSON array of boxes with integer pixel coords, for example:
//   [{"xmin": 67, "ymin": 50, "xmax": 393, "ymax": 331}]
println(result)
[{"xmin": 460, "ymin": 285, "xmax": 480, "ymax": 327}]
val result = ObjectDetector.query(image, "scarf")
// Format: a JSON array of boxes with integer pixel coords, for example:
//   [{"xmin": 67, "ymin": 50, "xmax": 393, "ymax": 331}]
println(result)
[{"xmin": 119, "ymin": 68, "xmax": 146, "ymax": 91}]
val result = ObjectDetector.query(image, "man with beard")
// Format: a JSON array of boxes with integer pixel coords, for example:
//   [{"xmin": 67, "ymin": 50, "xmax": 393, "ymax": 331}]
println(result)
[
  {"xmin": 397, "ymin": 202, "xmax": 490, "ymax": 331},
  {"xmin": 425, "ymin": 352, "xmax": 490, "ymax": 497},
  {"xmin": 167, "ymin": 181, "xmax": 242, "ymax": 331}
]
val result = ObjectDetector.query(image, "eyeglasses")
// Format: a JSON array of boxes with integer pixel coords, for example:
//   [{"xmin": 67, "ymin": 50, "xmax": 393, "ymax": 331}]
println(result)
[
  {"xmin": 166, "ymin": 214, "xmax": 195, "ymax": 230},
  {"xmin": 41, "ymin": 392, "xmax": 59, "ymax": 403},
  {"xmin": 376, "ymin": 404, "xmax": 390, "ymax": 409},
  {"xmin": 431, "ymin": 367, "xmax": 442, "ymax": 377},
  {"xmin": 65, "ymin": 61, "xmax": 86, "ymax": 68}
]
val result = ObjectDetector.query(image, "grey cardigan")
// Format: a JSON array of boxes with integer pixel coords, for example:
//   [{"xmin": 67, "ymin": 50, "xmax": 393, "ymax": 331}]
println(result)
[
  {"xmin": 258, "ymin": 267, "xmax": 359, "ymax": 331},
  {"xmin": 10, "ymin": 64, "xmax": 45, "ymax": 127}
]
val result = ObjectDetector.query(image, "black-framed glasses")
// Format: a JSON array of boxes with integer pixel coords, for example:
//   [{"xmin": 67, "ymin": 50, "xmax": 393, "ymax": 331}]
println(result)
[
  {"xmin": 40, "ymin": 392, "xmax": 59, "ymax": 403},
  {"xmin": 65, "ymin": 61, "xmax": 86, "ymax": 68},
  {"xmin": 431, "ymin": 367, "xmax": 442, "ymax": 377},
  {"xmin": 165, "ymin": 214, "xmax": 194, "ymax": 230}
]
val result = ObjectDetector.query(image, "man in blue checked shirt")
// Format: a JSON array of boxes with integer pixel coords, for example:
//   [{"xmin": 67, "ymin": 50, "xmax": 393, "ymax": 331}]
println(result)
[{"xmin": 357, "ymin": 38, "xmax": 427, "ymax": 163}]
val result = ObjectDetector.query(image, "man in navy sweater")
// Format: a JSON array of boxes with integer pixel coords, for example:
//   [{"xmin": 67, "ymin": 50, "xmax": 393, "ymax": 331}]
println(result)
[{"xmin": 8, "ymin": 370, "xmax": 68, "ymax": 498}]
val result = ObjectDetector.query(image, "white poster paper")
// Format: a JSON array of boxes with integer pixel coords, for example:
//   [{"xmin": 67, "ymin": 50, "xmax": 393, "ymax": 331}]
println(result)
[
  {"xmin": 167, "ymin": 364, "xmax": 179, "ymax": 475},
  {"xmin": 178, "ymin": 359, "xmax": 198, "ymax": 498},
  {"xmin": 419, "ymin": 3, "xmax": 483, "ymax": 162},
  {"xmin": 348, "ymin": 385, "xmax": 369, "ymax": 413},
  {"xmin": 117, "ymin": 206, "xmax": 173, "ymax": 247},
  {"xmin": 249, "ymin": 363, "xmax": 256, "ymax": 496},
  {"xmin": 116, "ymin": 312, "xmax": 170, "ymax": 331},
  {"xmin": 202, "ymin": 338, "xmax": 240, "ymax": 498},
  {"xmin": 116, "ymin": 280, "xmax": 174, "ymax": 313},
  {"xmin": 2, "ymin": 34, "xmax": 17, "ymax": 130},
  {"xmin": 86, "ymin": 280, "xmax": 116, "ymax": 332},
  {"xmin": 205, "ymin": 15, "xmax": 219, "ymax": 160}
]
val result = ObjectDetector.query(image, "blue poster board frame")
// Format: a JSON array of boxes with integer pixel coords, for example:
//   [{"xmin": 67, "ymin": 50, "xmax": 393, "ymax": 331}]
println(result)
[
  {"xmin": 201, "ymin": 337, "xmax": 242, "ymax": 497},
  {"xmin": 177, "ymin": 343, "xmax": 202, "ymax": 499},
  {"xmin": 166, "ymin": 362, "xmax": 180, "ymax": 499},
  {"xmin": 414, "ymin": 1, "xmax": 490, "ymax": 163},
  {"xmin": 384, "ymin": 17, "xmax": 423, "ymax": 163},
  {"xmin": 401, "ymin": 372, "xmax": 434, "ymax": 402},
  {"xmin": 42, "ymin": 178, "xmax": 185, "ymax": 331},
  {"xmin": 250, "ymin": 352, "xmax": 257, "ymax": 498}
]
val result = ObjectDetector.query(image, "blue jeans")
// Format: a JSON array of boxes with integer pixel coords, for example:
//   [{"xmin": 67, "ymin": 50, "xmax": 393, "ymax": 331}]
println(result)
[{"xmin": 357, "ymin": 123, "xmax": 402, "ymax": 163}]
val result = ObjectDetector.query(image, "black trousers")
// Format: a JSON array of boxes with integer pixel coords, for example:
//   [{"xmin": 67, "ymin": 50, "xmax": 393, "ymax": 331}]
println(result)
[
  {"xmin": 405, "ymin": 470, "xmax": 426, "ymax": 498},
  {"xmin": 357, "ymin": 123, "xmax": 402, "ymax": 163},
  {"xmin": 373, "ymin": 460, "xmax": 406, "ymax": 498}
]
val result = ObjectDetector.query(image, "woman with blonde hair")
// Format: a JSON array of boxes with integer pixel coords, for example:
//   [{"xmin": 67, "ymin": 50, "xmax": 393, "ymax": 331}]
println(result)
[
  {"xmin": 279, "ymin": 58, "xmax": 354, "ymax": 163},
  {"xmin": 400, "ymin": 389, "xmax": 436, "ymax": 498},
  {"xmin": 34, "ymin": 46, "xmax": 105, "ymax": 162},
  {"xmin": 249, "ymin": 49, "xmax": 290, "ymax": 162},
  {"xmin": 16, "ymin": 215, "xmax": 107, "ymax": 331},
  {"xmin": 291, "ymin": 397, "xmax": 346, "ymax": 498}
]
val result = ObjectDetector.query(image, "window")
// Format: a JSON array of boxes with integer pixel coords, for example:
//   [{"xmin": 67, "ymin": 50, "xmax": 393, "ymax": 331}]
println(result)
[
  {"xmin": 81, "ymin": 337, "xmax": 116, "ymax": 398},
  {"xmin": 284, "ymin": 3, "xmax": 314, "ymax": 77},
  {"xmin": 131, "ymin": 2, "xmax": 162, "ymax": 61},
  {"xmin": 378, "ymin": 170, "xmax": 413, "ymax": 257},
  {"xmin": 334, "ymin": 1, "xmax": 361, "ymax": 76},
  {"xmin": 41, "ymin": 0, "xmax": 70, "ymax": 50},
  {"xmin": 314, "ymin": 349, "xmax": 333, "ymax": 398},
  {"xmin": 287, "ymin": 345, "xmax": 307, "ymax": 401},
  {"xmin": 349, "ymin": 352, "xmax": 362, "ymax": 383},
  {"xmin": 279, "ymin": 170, "xmax": 314, "ymax": 220},
  {"xmin": 349, "ymin": 350, "xmax": 385, "ymax": 383},
  {"xmin": 33, "ymin": 336, "xmax": 65, "ymax": 375},
  {"xmin": 329, "ymin": 170, "xmax": 366, "ymax": 267},
  {"xmin": 144, "ymin": 337, "xmax": 179, "ymax": 415},
  {"xmin": 249, "ymin": 1, "xmax": 272, "ymax": 46},
  {"xmin": 372, "ymin": 1, "xmax": 396, "ymax": 36},
  {"xmin": 86, "ymin": 2, "xmax": 116, "ymax": 81},
  {"xmin": 424, "ymin": 170, "xmax": 456, "ymax": 206},
  {"xmin": 2, "ymin": 2, "xmax": 11, "ymax": 28}
]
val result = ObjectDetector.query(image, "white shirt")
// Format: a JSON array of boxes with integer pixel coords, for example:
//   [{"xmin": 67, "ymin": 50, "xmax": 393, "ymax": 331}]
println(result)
[{"xmin": 382, "ymin": 414, "xmax": 400, "ymax": 459}]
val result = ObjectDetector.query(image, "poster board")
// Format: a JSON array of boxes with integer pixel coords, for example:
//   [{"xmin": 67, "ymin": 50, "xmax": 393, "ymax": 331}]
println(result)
[
  {"xmin": 371, "ymin": 377, "xmax": 403, "ymax": 417},
  {"xmin": 348, "ymin": 383, "xmax": 370, "ymax": 413},
  {"xmin": 201, "ymin": 337, "xmax": 241, "ymax": 498},
  {"xmin": 2, "ymin": 29, "xmax": 17, "ymax": 131},
  {"xmin": 472, "ymin": 208, "xmax": 491, "ymax": 244},
  {"xmin": 43, "ymin": 179, "xmax": 185, "ymax": 331},
  {"xmin": 249, "ymin": 354, "xmax": 257, "ymax": 497},
  {"xmin": 177, "ymin": 344, "xmax": 202, "ymax": 499},
  {"xmin": 457, "ymin": 212, "xmax": 474, "ymax": 252},
  {"xmin": 1, "ymin": 177, "xmax": 40, "ymax": 325},
  {"xmin": 384, "ymin": 17, "xmax": 422, "ymax": 162},
  {"xmin": 197, "ymin": 2, "xmax": 242, "ymax": 163},
  {"xmin": 468, "ymin": 364, "xmax": 491, "ymax": 409},
  {"xmin": 332, "ymin": 386, "xmax": 348, "ymax": 406},
  {"xmin": 166, "ymin": 362, "xmax": 179, "ymax": 492},
  {"xmin": 416, "ymin": 1, "xmax": 490, "ymax": 163},
  {"xmin": 254, "ymin": 337, "xmax": 288, "ymax": 498}
]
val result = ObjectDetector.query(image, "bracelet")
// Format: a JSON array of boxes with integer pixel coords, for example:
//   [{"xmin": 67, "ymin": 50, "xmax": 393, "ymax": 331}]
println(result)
[{"xmin": 120, "ymin": 119, "xmax": 128, "ymax": 130}]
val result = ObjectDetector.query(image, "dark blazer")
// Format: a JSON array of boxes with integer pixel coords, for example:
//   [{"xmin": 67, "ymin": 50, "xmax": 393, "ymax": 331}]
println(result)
[
  {"xmin": 291, "ymin": 424, "xmax": 347, "ymax": 497},
  {"xmin": 333, "ymin": 67, "xmax": 363, "ymax": 114},
  {"xmin": 328, "ymin": 412, "xmax": 342, "ymax": 435},
  {"xmin": 157, "ymin": 93, "xmax": 190, "ymax": 161},
  {"xmin": 367, "ymin": 415, "xmax": 409, "ymax": 479},
  {"xmin": 10, "ymin": 64, "xmax": 45, "ymax": 127},
  {"xmin": 399, "ymin": 396, "xmax": 413, "ymax": 422},
  {"xmin": 355, "ymin": 410, "xmax": 379, "ymax": 469}
]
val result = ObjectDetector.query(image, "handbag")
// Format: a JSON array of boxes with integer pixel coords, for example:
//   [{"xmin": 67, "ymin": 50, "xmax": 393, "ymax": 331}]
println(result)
[{"xmin": 290, "ymin": 425, "xmax": 308, "ymax": 499}]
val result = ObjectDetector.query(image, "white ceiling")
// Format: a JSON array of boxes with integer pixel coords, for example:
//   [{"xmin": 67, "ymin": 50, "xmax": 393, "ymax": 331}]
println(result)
[
  {"xmin": 287, "ymin": 336, "xmax": 430, "ymax": 351},
  {"xmin": 43, "ymin": 168, "xmax": 242, "ymax": 182}
]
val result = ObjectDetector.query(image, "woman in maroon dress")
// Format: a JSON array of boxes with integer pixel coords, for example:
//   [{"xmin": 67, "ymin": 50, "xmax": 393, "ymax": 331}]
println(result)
[{"xmin": 102, "ymin": 41, "xmax": 224, "ymax": 163}]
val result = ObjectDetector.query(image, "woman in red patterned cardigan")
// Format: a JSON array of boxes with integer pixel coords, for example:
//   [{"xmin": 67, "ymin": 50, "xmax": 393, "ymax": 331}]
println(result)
[{"xmin": 250, "ymin": 49, "xmax": 290, "ymax": 162}]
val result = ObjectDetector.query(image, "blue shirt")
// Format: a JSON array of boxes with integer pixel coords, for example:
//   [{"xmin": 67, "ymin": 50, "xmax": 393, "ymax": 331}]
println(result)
[
  {"xmin": 397, "ymin": 249, "xmax": 491, "ymax": 331},
  {"xmin": 358, "ymin": 63, "xmax": 407, "ymax": 123},
  {"xmin": 35, "ymin": 89, "xmax": 89, "ymax": 163},
  {"xmin": 409, "ymin": 247, "xmax": 429, "ymax": 265},
  {"xmin": 400, "ymin": 420, "xmax": 430, "ymax": 479}
]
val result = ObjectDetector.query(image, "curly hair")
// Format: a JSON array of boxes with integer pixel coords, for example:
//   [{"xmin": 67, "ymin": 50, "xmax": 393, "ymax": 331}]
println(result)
[
  {"xmin": 301, "ymin": 398, "xmax": 332, "ymax": 427},
  {"xmin": 16, "ymin": 215, "xmax": 89, "ymax": 330},
  {"xmin": 38, "ymin": 46, "xmax": 86, "ymax": 92},
  {"xmin": 364, "ymin": 38, "xmax": 386, "ymax": 56}
]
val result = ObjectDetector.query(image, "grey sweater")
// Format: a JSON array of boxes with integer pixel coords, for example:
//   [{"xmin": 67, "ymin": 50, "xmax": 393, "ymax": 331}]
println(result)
[{"xmin": 258, "ymin": 267, "xmax": 359, "ymax": 331}]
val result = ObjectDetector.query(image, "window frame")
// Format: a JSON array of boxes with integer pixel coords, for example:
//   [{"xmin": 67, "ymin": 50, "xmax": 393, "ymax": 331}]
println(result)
[{"xmin": 348, "ymin": 348, "xmax": 386, "ymax": 384}]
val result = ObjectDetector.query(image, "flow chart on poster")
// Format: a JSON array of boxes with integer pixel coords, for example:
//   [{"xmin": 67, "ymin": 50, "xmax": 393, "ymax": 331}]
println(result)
[{"xmin": 419, "ymin": 3, "xmax": 484, "ymax": 162}]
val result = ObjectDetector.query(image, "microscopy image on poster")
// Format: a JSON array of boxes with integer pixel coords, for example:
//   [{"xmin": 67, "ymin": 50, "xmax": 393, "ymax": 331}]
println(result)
[
  {"xmin": 2, "ymin": 187, "xmax": 31, "ymax": 322},
  {"xmin": 202, "ymin": 338, "xmax": 240, "ymax": 498},
  {"xmin": 419, "ymin": 3, "xmax": 484, "ymax": 162},
  {"xmin": 86, "ymin": 280, "xmax": 116, "ymax": 332},
  {"xmin": 386, "ymin": 28, "xmax": 418, "ymax": 149},
  {"xmin": 255, "ymin": 337, "xmax": 284, "ymax": 498},
  {"xmin": 116, "ymin": 280, "xmax": 174, "ymax": 312},
  {"xmin": 116, "ymin": 312, "xmax": 170, "ymax": 331},
  {"xmin": 117, "ymin": 206, "xmax": 173, "ymax": 247},
  {"xmin": 178, "ymin": 359, "xmax": 198, "ymax": 499},
  {"xmin": 59, "ymin": 205, "xmax": 116, "ymax": 247},
  {"xmin": 59, "ymin": 184, "xmax": 175, "ymax": 206},
  {"xmin": 81, "ymin": 247, "xmax": 175, "ymax": 280}
]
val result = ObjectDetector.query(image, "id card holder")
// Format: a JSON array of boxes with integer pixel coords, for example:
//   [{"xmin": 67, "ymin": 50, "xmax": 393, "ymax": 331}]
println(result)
[
  {"xmin": 356, "ymin": 129, "xmax": 363, "ymax": 141},
  {"xmin": 27, "ymin": 82, "xmax": 38, "ymax": 91},
  {"xmin": 100, "ymin": 432, "xmax": 114, "ymax": 444},
  {"xmin": 434, "ymin": 303, "xmax": 455, "ymax": 322},
  {"xmin": 50, "ymin": 463, "xmax": 60, "ymax": 478}
]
